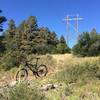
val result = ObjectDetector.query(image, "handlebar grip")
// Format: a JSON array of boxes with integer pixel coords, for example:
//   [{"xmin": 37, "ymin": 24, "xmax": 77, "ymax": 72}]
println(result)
[
  {"xmin": 27, "ymin": 57, "xmax": 40, "ymax": 62},
  {"xmin": 36, "ymin": 57, "xmax": 40, "ymax": 59}
]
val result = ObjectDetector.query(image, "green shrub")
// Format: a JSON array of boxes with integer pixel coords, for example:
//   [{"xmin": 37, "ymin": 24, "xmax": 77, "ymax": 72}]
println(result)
[
  {"xmin": 55, "ymin": 61, "xmax": 100, "ymax": 84},
  {"xmin": 64, "ymin": 86, "xmax": 73, "ymax": 96},
  {"xmin": 1, "ymin": 83, "xmax": 47, "ymax": 100},
  {"xmin": 0, "ymin": 51, "xmax": 27, "ymax": 70},
  {"xmin": 88, "ymin": 40, "xmax": 100, "ymax": 56}
]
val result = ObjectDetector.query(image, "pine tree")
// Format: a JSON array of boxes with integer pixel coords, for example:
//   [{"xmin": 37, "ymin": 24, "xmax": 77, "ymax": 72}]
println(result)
[
  {"xmin": 26, "ymin": 16, "xmax": 38, "ymax": 41},
  {"xmin": 19, "ymin": 16, "xmax": 38, "ymax": 54},
  {"xmin": 0, "ymin": 35, "xmax": 5, "ymax": 56},
  {"xmin": 32, "ymin": 27, "xmax": 48, "ymax": 54},
  {"xmin": 73, "ymin": 29, "xmax": 100, "ymax": 56},
  {"xmin": 5, "ymin": 19, "xmax": 16, "ymax": 38},
  {"xmin": 0, "ymin": 10, "xmax": 6, "ymax": 56},
  {"xmin": 57, "ymin": 35, "xmax": 70, "ymax": 54},
  {"xmin": 90, "ymin": 28, "xmax": 97, "ymax": 37},
  {"xmin": 19, "ymin": 22, "xmax": 32, "ymax": 54},
  {"xmin": 47, "ymin": 31, "xmax": 58, "ymax": 45},
  {"xmin": 17, "ymin": 20, "xmax": 25, "ymax": 39},
  {"xmin": 27, "ymin": 16, "xmax": 38, "ymax": 32},
  {"xmin": 90, "ymin": 28, "xmax": 100, "ymax": 43},
  {"xmin": 0, "ymin": 10, "xmax": 7, "ymax": 32}
]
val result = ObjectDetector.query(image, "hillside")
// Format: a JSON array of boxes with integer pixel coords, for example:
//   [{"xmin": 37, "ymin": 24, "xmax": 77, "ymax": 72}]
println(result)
[{"xmin": 0, "ymin": 54, "xmax": 100, "ymax": 100}]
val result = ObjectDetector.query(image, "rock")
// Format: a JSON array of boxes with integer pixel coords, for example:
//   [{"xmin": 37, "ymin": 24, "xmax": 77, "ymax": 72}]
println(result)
[
  {"xmin": 53, "ymin": 84, "xmax": 59, "ymax": 88},
  {"xmin": 41, "ymin": 83, "xmax": 59, "ymax": 91},
  {"xmin": 41, "ymin": 85, "xmax": 48, "ymax": 91},
  {"xmin": 9, "ymin": 81, "xmax": 17, "ymax": 87}
]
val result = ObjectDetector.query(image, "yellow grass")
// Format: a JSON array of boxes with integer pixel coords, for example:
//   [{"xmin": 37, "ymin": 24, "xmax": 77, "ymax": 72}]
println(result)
[
  {"xmin": 0, "ymin": 54, "xmax": 100, "ymax": 84},
  {"xmin": 0, "ymin": 54, "xmax": 100, "ymax": 100}
]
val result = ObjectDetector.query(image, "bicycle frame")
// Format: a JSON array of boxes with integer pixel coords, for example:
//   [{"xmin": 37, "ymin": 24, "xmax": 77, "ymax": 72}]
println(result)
[{"xmin": 24, "ymin": 58, "xmax": 40, "ymax": 74}]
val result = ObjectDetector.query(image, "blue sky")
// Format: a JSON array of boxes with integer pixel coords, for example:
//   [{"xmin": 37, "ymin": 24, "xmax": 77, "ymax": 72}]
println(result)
[{"xmin": 0, "ymin": 0, "xmax": 100, "ymax": 47}]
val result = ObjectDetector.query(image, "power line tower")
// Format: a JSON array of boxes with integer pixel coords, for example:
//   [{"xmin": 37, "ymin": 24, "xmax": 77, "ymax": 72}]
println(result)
[{"xmin": 64, "ymin": 14, "xmax": 83, "ymax": 45}]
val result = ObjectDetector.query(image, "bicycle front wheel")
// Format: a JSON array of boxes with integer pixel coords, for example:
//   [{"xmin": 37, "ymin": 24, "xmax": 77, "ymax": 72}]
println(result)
[
  {"xmin": 37, "ymin": 65, "xmax": 48, "ymax": 77},
  {"xmin": 16, "ymin": 69, "xmax": 28, "ymax": 82}
]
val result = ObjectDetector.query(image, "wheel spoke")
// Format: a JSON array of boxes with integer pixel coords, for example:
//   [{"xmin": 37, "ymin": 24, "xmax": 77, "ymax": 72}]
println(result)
[
  {"xmin": 16, "ymin": 69, "xmax": 28, "ymax": 82},
  {"xmin": 37, "ymin": 65, "xmax": 47, "ymax": 77}
]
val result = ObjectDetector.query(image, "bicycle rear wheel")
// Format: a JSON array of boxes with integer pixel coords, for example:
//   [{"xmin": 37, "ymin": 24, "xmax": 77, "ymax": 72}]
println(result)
[
  {"xmin": 37, "ymin": 65, "xmax": 48, "ymax": 77},
  {"xmin": 16, "ymin": 69, "xmax": 28, "ymax": 82}
]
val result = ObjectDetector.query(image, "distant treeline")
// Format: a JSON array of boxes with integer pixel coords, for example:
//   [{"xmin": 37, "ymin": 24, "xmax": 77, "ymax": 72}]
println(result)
[{"xmin": 73, "ymin": 29, "xmax": 100, "ymax": 57}]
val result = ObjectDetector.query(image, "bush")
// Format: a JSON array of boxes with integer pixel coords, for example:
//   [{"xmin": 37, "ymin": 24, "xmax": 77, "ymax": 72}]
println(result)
[
  {"xmin": 55, "ymin": 61, "xmax": 100, "ymax": 84},
  {"xmin": 88, "ymin": 40, "xmax": 100, "ymax": 56},
  {"xmin": 0, "ymin": 51, "xmax": 27, "ymax": 70},
  {"xmin": 64, "ymin": 87, "xmax": 73, "ymax": 96}
]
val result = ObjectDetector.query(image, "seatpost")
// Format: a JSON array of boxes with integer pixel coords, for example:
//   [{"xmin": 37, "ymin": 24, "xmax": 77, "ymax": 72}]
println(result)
[
  {"xmin": 36, "ymin": 58, "xmax": 38, "ymax": 65},
  {"xmin": 36, "ymin": 58, "xmax": 40, "ymax": 65}
]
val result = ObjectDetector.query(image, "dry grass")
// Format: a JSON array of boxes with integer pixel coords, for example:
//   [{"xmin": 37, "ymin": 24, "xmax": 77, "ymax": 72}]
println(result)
[
  {"xmin": 0, "ymin": 54, "xmax": 100, "ymax": 86},
  {"xmin": 50, "ymin": 54, "xmax": 100, "ymax": 72},
  {"xmin": 0, "ymin": 54, "xmax": 100, "ymax": 100}
]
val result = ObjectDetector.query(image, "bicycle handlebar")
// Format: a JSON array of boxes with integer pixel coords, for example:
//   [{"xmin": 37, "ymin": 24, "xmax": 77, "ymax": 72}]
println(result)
[
  {"xmin": 35, "ymin": 57, "xmax": 40, "ymax": 59},
  {"xmin": 26, "ymin": 57, "xmax": 40, "ymax": 62}
]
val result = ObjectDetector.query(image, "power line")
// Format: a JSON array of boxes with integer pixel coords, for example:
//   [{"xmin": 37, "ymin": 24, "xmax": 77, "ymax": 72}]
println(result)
[{"xmin": 64, "ymin": 14, "xmax": 83, "ymax": 45}]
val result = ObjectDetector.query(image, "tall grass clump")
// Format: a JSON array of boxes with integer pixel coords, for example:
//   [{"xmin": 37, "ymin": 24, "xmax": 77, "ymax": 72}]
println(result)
[
  {"xmin": 0, "ymin": 83, "xmax": 47, "ymax": 100},
  {"xmin": 55, "ymin": 61, "xmax": 100, "ymax": 84}
]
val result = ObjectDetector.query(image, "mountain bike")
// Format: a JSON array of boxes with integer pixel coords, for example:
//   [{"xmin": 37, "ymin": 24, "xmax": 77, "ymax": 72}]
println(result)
[{"xmin": 16, "ymin": 57, "xmax": 48, "ymax": 82}]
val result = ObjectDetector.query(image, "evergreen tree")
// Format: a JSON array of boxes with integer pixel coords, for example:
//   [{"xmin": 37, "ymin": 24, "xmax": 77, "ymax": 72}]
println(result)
[
  {"xmin": 4, "ymin": 19, "xmax": 17, "ymax": 51},
  {"xmin": 17, "ymin": 20, "xmax": 25, "ymax": 39},
  {"xmin": 32, "ymin": 27, "xmax": 49, "ymax": 54},
  {"xmin": 47, "ymin": 31, "xmax": 58, "ymax": 45},
  {"xmin": 0, "ymin": 35, "xmax": 5, "ymax": 56},
  {"xmin": 0, "ymin": 10, "xmax": 7, "ymax": 32},
  {"xmin": 6, "ymin": 19, "xmax": 16, "ymax": 38},
  {"xmin": 57, "ymin": 35, "xmax": 70, "ymax": 54},
  {"xmin": 88, "ymin": 40, "xmax": 100, "ymax": 56},
  {"xmin": 0, "ymin": 10, "xmax": 6, "ymax": 56},
  {"xmin": 18, "ymin": 16, "xmax": 38, "ymax": 54},
  {"xmin": 90, "ymin": 28, "xmax": 100, "ymax": 44},
  {"xmin": 26, "ymin": 16, "xmax": 38, "ymax": 41},
  {"xmin": 73, "ymin": 32, "xmax": 91, "ymax": 56},
  {"xmin": 73, "ymin": 29, "xmax": 100, "ymax": 56},
  {"xmin": 88, "ymin": 28, "xmax": 100, "ymax": 56},
  {"xmin": 46, "ymin": 30, "xmax": 59, "ymax": 54},
  {"xmin": 27, "ymin": 16, "xmax": 38, "ymax": 32}
]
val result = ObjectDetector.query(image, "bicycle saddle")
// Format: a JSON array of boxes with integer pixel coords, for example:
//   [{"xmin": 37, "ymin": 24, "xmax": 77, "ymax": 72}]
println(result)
[{"xmin": 36, "ymin": 57, "xmax": 40, "ymax": 59}]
